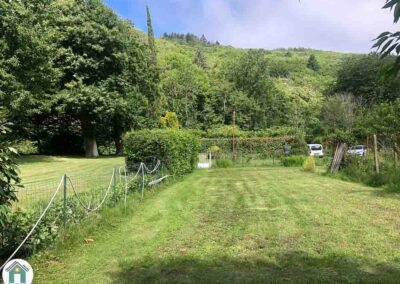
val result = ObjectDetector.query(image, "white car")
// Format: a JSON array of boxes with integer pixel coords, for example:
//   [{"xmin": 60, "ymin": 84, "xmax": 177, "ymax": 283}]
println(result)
[
  {"xmin": 307, "ymin": 144, "xmax": 324, "ymax": 157},
  {"xmin": 348, "ymin": 145, "xmax": 367, "ymax": 156}
]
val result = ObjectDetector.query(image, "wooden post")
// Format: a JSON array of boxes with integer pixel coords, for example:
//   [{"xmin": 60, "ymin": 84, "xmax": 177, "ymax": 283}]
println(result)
[
  {"xmin": 374, "ymin": 134, "xmax": 380, "ymax": 174},
  {"xmin": 330, "ymin": 143, "xmax": 347, "ymax": 173},
  {"xmin": 394, "ymin": 142, "xmax": 398, "ymax": 170}
]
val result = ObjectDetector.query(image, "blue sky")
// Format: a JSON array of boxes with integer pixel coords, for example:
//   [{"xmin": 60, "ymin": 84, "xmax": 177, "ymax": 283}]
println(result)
[{"xmin": 103, "ymin": 0, "xmax": 397, "ymax": 53}]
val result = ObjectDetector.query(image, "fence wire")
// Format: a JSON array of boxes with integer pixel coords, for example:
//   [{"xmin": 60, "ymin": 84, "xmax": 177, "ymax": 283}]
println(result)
[{"xmin": 1, "ymin": 159, "xmax": 169, "ymax": 272}]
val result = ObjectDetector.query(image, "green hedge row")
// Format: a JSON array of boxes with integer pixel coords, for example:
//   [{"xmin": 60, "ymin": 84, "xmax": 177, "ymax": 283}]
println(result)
[
  {"xmin": 124, "ymin": 129, "xmax": 200, "ymax": 176},
  {"xmin": 200, "ymin": 136, "xmax": 307, "ymax": 157}
]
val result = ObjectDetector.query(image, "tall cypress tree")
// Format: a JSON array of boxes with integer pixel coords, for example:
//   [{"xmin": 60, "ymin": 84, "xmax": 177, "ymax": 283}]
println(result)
[
  {"xmin": 146, "ymin": 6, "xmax": 161, "ymax": 124},
  {"xmin": 146, "ymin": 6, "xmax": 157, "ymax": 65}
]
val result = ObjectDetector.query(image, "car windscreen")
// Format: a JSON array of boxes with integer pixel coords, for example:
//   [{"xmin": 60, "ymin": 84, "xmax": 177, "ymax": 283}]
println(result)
[
  {"xmin": 355, "ymin": 146, "xmax": 364, "ymax": 150},
  {"xmin": 311, "ymin": 146, "xmax": 322, "ymax": 151}
]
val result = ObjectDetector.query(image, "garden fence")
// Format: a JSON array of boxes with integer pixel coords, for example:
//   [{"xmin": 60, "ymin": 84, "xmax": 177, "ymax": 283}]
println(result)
[{"xmin": 1, "ymin": 159, "xmax": 170, "ymax": 271}]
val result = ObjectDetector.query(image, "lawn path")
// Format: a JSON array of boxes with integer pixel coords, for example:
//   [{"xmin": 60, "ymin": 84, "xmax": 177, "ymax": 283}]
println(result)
[{"xmin": 31, "ymin": 168, "xmax": 400, "ymax": 283}]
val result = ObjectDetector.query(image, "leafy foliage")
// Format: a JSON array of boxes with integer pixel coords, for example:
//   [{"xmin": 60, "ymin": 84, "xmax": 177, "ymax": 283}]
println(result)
[
  {"xmin": 160, "ymin": 112, "xmax": 180, "ymax": 129},
  {"xmin": 332, "ymin": 55, "xmax": 400, "ymax": 105},
  {"xmin": 1, "ymin": 0, "xmax": 156, "ymax": 156},
  {"xmin": 303, "ymin": 156, "xmax": 316, "ymax": 172},
  {"xmin": 124, "ymin": 129, "xmax": 200, "ymax": 176},
  {"xmin": 281, "ymin": 155, "xmax": 306, "ymax": 167},
  {"xmin": 215, "ymin": 159, "xmax": 234, "ymax": 168},
  {"xmin": 373, "ymin": 0, "xmax": 400, "ymax": 76},
  {"xmin": 307, "ymin": 54, "xmax": 320, "ymax": 71},
  {"xmin": 147, "ymin": 5, "xmax": 157, "ymax": 65},
  {"xmin": 0, "ymin": 121, "xmax": 21, "ymax": 220},
  {"xmin": 200, "ymin": 136, "xmax": 302, "ymax": 159},
  {"xmin": 319, "ymin": 94, "xmax": 359, "ymax": 144}
]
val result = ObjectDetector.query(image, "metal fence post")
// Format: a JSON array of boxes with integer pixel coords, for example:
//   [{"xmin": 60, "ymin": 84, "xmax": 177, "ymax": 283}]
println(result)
[{"xmin": 63, "ymin": 174, "xmax": 67, "ymax": 229}]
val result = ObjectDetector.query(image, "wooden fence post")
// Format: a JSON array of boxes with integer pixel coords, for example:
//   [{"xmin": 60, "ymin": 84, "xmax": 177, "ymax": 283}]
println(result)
[{"xmin": 374, "ymin": 134, "xmax": 380, "ymax": 174}]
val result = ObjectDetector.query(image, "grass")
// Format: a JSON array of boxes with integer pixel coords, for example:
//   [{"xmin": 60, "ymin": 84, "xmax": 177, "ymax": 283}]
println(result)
[
  {"xmin": 15, "ymin": 155, "xmax": 125, "ymax": 208},
  {"xmin": 30, "ymin": 167, "xmax": 400, "ymax": 283},
  {"xmin": 18, "ymin": 155, "xmax": 125, "ymax": 183}
]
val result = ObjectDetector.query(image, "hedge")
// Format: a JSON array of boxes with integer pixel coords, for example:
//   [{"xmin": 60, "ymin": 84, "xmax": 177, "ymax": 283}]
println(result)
[
  {"xmin": 200, "ymin": 135, "xmax": 307, "ymax": 158},
  {"xmin": 124, "ymin": 129, "xmax": 200, "ymax": 176}
]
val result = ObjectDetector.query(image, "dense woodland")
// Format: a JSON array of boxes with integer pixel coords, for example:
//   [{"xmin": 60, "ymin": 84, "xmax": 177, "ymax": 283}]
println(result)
[{"xmin": 1, "ymin": 0, "xmax": 400, "ymax": 158}]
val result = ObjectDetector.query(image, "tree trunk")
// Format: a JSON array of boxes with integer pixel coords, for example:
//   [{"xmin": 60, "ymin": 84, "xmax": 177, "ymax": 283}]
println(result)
[
  {"xmin": 80, "ymin": 116, "xmax": 99, "ymax": 157},
  {"xmin": 114, "ymin": 135, "xmax": 124, "ymax": 155}
]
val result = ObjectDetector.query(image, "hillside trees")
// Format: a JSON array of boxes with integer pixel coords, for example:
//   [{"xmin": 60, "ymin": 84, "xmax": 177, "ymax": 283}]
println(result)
[
  {"xmin": 227, "ymin": 49, "xmax": 289, "ymax": 129},
  {"xmin": 194, "ymin": 50, "xmax": 208, "ymax": 71},
  {"xmin": 307, "ymin": 54, "xmax": 320, "ymax": 71},
  {"xmin": 160, "ymin": 53, "xmax": 210, "ymax": 128},
  {"xmin": 333, "ymin": 55, "xmax": 400, "ymax": 105},
  {"xmin": 320, "ymin": 94, "xmax": 359, "ymax": 143}
]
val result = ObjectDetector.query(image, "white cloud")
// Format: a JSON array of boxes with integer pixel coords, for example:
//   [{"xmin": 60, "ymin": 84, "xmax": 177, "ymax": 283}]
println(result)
[{"xmin": 184, "ymin": 0, "xmax": 398, "ymax": 53}]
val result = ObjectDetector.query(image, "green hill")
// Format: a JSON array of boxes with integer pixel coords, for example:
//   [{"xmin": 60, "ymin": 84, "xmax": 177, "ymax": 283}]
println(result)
[{"xmin": 155, "ymin": 37, "xmax": 357, "ymax": 131}]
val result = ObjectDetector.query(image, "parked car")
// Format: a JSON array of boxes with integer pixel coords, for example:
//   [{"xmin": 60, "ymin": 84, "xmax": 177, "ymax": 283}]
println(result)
[
  {"xmin": 307, "ymin": 144, "xmax": 324, "ymax": 157},
  {"xmin": 348, "ymin": 145, "xmax": 367, "ymax": 156}
]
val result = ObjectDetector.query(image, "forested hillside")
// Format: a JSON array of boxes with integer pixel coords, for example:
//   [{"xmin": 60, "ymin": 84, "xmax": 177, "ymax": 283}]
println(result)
[
  {"xmin": 156, "ymin": 36, "xmax": 352, "ymax": 132},
  {"xmin": 2, "ymin": 0, "xmax": 400, "ymax": 157}
]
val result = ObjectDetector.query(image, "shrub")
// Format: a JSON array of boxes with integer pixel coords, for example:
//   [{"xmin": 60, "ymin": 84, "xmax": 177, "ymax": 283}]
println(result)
[
  {"xmin": 386, "ymin": 172, "xmax": 400, "ymax": 192},
  {"xmin": 160, "ymin": 111, "xmax": 180, "ymax": 129},
  {"xmin": 209, "ymin": 145, "xmax": 220, "ymax": 158},
  {"xmin": 14, "ymin": 140, "xmax": 38, "ymax": 155},
  {"xmin": 0, "ymin": 196, "xmax": 87, "ymax": 260},
  {"xmin": 124, "ymin": 129, "xmax": 200, "ymax": 176},
  {"xmin": 303, "ymin": 156, "xmax": 316, "ymax": 172},
  {"xmin": 338, "ymin": 155, "xmax": 398, "ymax": 188},
  {"xmin": 281, "ymin": 155, "xmax": 306, "ymax": 167},
  {"xmin": 215, "ymin": 159, "xmax": 233, "ymax": 168}
]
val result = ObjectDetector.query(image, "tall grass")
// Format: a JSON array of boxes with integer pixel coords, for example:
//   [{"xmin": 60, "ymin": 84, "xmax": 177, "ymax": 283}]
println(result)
[
  {"xmin": 281, "ymin": 155, "xmax": 306, "ymax": 167},
  {"xmin": 337, "ymin": 154, "xmax": 400, "ymax": 191}
]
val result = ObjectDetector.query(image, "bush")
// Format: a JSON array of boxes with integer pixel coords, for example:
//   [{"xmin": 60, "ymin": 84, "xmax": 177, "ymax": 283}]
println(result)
[
  {"xmin": 215, "ymin": 159, "xmax": 233, "ymax": 168},
  {"xmin": 14, "ymin": 140, "xmax": 38, "ymax": 155},
  {"xmin": 124, "ymin": 129, "xmax": 200, "ymax": 176},
  {"xmin": 386, "ymin": 172, "xmax": 400, "ymax": 192},
  {"xmin": 303, "ymin": 156, "xmax": 316, "ymax": 172},
  {"xmin": 338, "ymin": 155, "xmax": 400, "ymax": 188},
  {"xmin": 0, "ymin": 196, "xmax": 87, "ymax": 261},
  {"xmin": 281, "ymin": 155, "xmax": 306, "ymax": 167}
]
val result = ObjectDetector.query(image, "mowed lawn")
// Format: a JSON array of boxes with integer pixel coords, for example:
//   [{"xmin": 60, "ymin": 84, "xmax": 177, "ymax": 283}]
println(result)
[
  {"xmin": 18, "ymin": 155, "xmax": 125, "ymax": 183},
  {"xmin": 31, "ymin": 167, "xmax": 400, "ymax": 283}
]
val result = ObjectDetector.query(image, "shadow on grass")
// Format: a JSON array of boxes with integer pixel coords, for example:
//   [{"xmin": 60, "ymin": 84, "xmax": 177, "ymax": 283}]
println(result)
[
  {"xmin": 17, "ymin": 154, "xmax": 123, "ymax": 164},
  {"xmin": 109, "ymin": 251, "xmax": 400, "ymax": 284},
  {"xmin": 346, "ymin": 188, "xmax": 400, "ymax": 200}
]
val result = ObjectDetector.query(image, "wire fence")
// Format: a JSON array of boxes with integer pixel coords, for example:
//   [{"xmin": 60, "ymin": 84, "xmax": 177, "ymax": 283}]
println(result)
[{"xmin": 1, "ymin": 158, "xmax": 170, "ymax": 271}]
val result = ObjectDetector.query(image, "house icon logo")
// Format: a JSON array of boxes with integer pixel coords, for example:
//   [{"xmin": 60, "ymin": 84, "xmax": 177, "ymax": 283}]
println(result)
[{"xmin": 2, "ymin": 259, "xmax": 33, "ymax": 284}]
